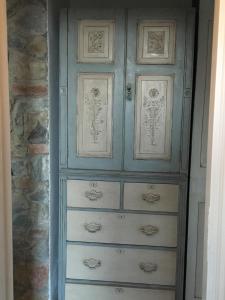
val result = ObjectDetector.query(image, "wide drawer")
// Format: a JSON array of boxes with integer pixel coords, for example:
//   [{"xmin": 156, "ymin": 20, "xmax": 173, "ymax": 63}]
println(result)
[
  {"xmin": 66, "ymin": 245, "xmax": 176, "ymax": 285},
  {"xmin": 124, "ymin": 183, "xmax": 179, "ymax": 212},
  {"xmin": 67, "ymin": 211, "xmax": 177, "ymax": 247},
  {"xmin": 65, "ymin": 284, "xmax": 175, "ymax": 300},
  {"xmin": 67, "ymin": 180, "xmax": 120, "ymax": 209}
]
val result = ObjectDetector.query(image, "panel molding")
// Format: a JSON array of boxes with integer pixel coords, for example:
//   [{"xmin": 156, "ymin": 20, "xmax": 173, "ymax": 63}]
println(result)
[
  {"xmin": 78, "ymin": 20, "xmax": 115, "ymax": 63},
  {"xmin": 135, "ymin": 75, "xmax": 173, "ymax": 160},
  {"xmin": 137, "ymin": 20, "xmax": 176, "ymax": 64},
  {"xmin": 77, "ymin": 73, "xmax": 113, "ymax": 158}
]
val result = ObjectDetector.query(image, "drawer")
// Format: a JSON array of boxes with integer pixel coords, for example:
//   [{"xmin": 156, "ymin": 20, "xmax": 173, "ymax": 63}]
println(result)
[
  {"xmin": 124, "ymin": 183, "xmax": 179, "ymax": 212},
  {"xmin": 65, "ymin": 284, "xmax": 175, "ymax": 300},
  {"xmin": 67, "ymin": 180, "xmax": 120, "ymax": 209},
  {"xmin": 67, "ymin": 211, "xmax": 177, "ymax": 247},
  {"xmin": 66, "ymin": 245, "xmax": 176, "ymax": 285}
]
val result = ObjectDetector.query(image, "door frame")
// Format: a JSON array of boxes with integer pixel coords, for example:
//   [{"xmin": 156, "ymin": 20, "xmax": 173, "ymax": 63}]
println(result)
[
  {"xmin": 203, "ymin": 0, "xmax": 225, "ymax": 299},
  {"xmin": 0, "ymin": 0, "xmax": 14, "ymax": 299}
]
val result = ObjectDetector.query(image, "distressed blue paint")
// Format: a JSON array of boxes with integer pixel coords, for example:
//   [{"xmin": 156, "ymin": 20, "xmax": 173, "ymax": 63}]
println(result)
[
  {"xmin": 124, "ymin": 9, "xmax": 187, "ymax": 173},
  {"xmin": 67, "ymin": 9, "xmax": 126, "ymax": 170},
  {"xmin": 59, "ymin": 8, "xmax": 196, "ymax": 300}
]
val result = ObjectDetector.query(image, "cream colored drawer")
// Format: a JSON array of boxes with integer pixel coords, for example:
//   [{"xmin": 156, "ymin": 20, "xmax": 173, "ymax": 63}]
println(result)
[
  {"xmin": 67, "ymin": 211, "xmax": 177, "ymax": 247},
  {"xmin": 65, "ymin": 284, "xmax": 175, "ymax": 300},
  {"xmin": 66, "ymin": 245, "xmax": 176, "ymax": 285},
  {"xmin": 67, "ymin": 180, "xmax": 120, "ymax": 209},
  {"xmin": 124, "ymin": 183, "xmax": 179, "ymax": 212}
]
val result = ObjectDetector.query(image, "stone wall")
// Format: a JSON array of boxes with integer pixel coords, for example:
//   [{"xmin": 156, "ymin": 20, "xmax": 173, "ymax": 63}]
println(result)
[{"xmin": 7, "ymin": 0, "xmax": 49, "ymax": 299}]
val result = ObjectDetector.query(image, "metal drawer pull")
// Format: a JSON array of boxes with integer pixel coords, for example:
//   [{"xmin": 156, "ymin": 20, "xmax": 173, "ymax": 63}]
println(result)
[
  {"xmin": 83, "ymin": 258, "xmax": 101, "ymax": 269},
  {"xmin": 142, "ymin": 192, "xmax": 160, "ymax": 204},
  {"xmin": 85, "ymin": 189, "xmax": 103, "ymax": 201},
  {"xmin": 139, "ymin": 225, "xmax": 159, "ymax": 236},
  {"xmin": 139, "ymin": 262, "xmax": 158, "ymax": 273},
  {"xmin": 84, "ymin": 222, "xmax": 102, "ymax": 233}
]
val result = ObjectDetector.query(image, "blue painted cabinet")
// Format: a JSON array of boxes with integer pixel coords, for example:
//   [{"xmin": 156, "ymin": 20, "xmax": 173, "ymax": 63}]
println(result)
[
  {"xmin": 59, "ymin": 8, "xmax": 195, "ymax": 300},
  {"xmin": 62, "ymin": 8, "xmax": 194, "ymax": 173}
]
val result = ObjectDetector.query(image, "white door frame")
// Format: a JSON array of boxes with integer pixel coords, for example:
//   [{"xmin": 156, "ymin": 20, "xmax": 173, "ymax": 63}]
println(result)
[
  {"xmin": 0, "ymin": 0, "xmax": 14, "ymax": 299},
  {"xmin": 203, "ymin": 0, "xmax": 225, "ymax": 299}
]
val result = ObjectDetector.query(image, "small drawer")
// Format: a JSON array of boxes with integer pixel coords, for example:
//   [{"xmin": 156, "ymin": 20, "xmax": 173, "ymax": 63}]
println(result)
[
  {"xmin": 65, "ymin": 284, "xmax": 175, "ymax": 300},
  {"xmin": 124, "ymin": 183, "xmax": 179, "ymax": 212},
  {"xmin": 67, "ymin": 211, "xmax": 177, "ymax": 247},
  {"xmin": 66, "ymin": 244, "xmax": 176, "ymax": 285},
  {"xmin": 67, "ymin": 180, "xmax": 120, "ymax": 209}
]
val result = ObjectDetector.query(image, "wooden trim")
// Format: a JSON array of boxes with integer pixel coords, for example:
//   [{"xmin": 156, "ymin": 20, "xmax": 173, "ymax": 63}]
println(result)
[
  {"xmin": 203, "ymin": 0, "xmax": 225, "ymax": 299},
  {"xmin": 0, "ymin": 0, "xmax": 14, "ymax": 299}
]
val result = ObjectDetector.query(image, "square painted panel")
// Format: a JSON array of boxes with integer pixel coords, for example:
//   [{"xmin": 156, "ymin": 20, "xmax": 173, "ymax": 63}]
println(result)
[
  {"xmin": 135, "ymin": 75, "xmax": 174, "ymax": 160},
  {"xmin": 137, "ymin": 21, "xmax": 176, "ymax": 64},
  {"xmin": 77, "ymin": 73, "xmax": 114, "ymax": 158},
  {"xmin": 78, "ymin": 20, "xmax": 115, "ymax": 63}
]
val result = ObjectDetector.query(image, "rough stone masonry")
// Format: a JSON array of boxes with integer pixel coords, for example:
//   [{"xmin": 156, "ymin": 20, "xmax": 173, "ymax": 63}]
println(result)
[{"xmin": 7, "ymin": 0, "xmax": 49, "ymax": 299}]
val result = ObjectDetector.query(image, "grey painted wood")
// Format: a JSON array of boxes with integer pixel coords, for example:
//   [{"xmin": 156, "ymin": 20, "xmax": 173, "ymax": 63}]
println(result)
[
  {"xmin": 69, "ymin": 0, "xmax": 193, "ymax": 8},
  {"xmin": 59, "ymin": 9, "xmax": 68, "ymax": 168},
  {"xmin": 67, "ymin": 9, "xmax": 125, "ymax": 170},
  {"xmin": 180, "ymin": 10, "xmax": 196, "ymax": 174},
  {"xmin": 124, "ymin": 8, "xmax": 188, "ymax": 173},
  {"xmin": 58, "ymin": 9, "xmax": 68, "ymax": 300},
  {"xmin": 195, "ymin": 202, "xmax": 205, "ymax": 298},
  {"xmin": 185, "ymin": 0, "xmax": 214, "ymax": 299},
  {"xmin": 59, "ymin": 7, "xmax": 196, "ymax": 300},
  {"xmin": 65, "ymin": 283, "xmax": 175, "ymax": 300},
  {"xmin": 123, "ymin": 182, "xmax": 179, "ymax": 213},
  {"xmin": 67, "ymin": 210, "xmax": 177, "ymax": 247},
  {"xmin": 67, "ymin": 180, "xmax": 121, "ymax": 209},
  {"xmin": 200, "ymin": 21, "xmax": 213, "ymax": 168},
  {"xmin": 66, "ymin": 244, "xmax": 177, "ymax": 285}
]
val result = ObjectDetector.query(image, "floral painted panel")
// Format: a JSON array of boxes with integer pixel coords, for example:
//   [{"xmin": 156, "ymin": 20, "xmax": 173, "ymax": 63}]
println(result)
[
  {"xmin": 78, "ymin": 20, "xmax": 115, "ymax": 63},
  {"xmin": 135, "ymin": 75, "xmax": 173, "ymax": 160},
  {"xmin": 77, "ymin": 73, "xmax": 113, "ymax": 158},
  {"xmin": 137, "ymin": 21, "xmax": 176, "ymax": 64}
]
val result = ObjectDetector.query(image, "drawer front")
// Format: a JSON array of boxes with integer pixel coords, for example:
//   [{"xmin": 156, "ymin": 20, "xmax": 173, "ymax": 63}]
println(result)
[
  {"xmin": 124, "ymin": 183, "xmax": 179, "ymax": 212},
  {"xmin": 65, "ymin": 284, "xmax": 175, "ymax": 300},
  {"xmin": 66, "ymin": 245, "xmax": 176, "ymax": 285},
  {"xmin": 67, "ymin": 180, "xmax": 120, "ymax": 209},
  {"xmin": 67, "ymin": 211, "xmax": 177, "ymax": 247}
]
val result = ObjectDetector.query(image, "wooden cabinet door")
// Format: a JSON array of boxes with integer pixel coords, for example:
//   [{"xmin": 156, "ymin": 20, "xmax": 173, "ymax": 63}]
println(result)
[
  {"xmin": 124, "ymin": 9, "xmax": 194, "ymax": 172},
  {"xmin": 66, "ymin": 9, "xmax": 125, "ymax": 170}
]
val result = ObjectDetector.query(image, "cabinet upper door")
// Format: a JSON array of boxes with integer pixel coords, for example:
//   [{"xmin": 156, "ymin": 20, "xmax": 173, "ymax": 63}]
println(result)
[
  {"xmin": 63, "ymin": 8, "xmax": 194, "ymax": 172},
  {"xmin": 124, "ymin": 9, "xmax": 194, "ymax": 172},
  {"xmin": 67, "ymin": 9, "xmax": 125, "ymax": 170}
]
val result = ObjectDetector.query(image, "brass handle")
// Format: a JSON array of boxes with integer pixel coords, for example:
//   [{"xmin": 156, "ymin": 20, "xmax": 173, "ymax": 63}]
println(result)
[
  {"xmin": 139, "ymin": 262, "xmax": 158, "ymax": 273},
  {"xmin": 84, "ymin": 222, "xmax": 102, "ymax": 233},
  {"xmin": 139, "ymin": 225, "xmax": 159, "ymax": 236},
  {"xmin": 142, "ymin": 192, "xmax": 160, "ymax": 204},
  {"xmin": 83, "ymin": 258, "xmax": 101, "ymax": 269},
  {"xmin": 126, "ymin": 83, "xmax": 132, "ymax": 101},
  {"xmin": 85, "ymin": 189, "xmax": 103, "ymax": 201}
]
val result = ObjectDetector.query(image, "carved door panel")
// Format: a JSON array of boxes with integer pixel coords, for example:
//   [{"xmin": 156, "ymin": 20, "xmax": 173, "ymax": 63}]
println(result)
[
  {"xmin": 124, "ymin": 9, "xmax": 189, "ymax": 172},
  {"xmin": 67, "ymin": 9, "xmax": 125, "ymax": 170}
]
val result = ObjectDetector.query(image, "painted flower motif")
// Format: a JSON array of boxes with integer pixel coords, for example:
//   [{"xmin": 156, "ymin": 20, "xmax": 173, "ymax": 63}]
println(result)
[
  {"xmin": 149, "ymin": 88, "xmax": 159, "ymax": 98},
  {"xmin": 91, "ymin": 87, "xmax": 100, "ymax": 97}
]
